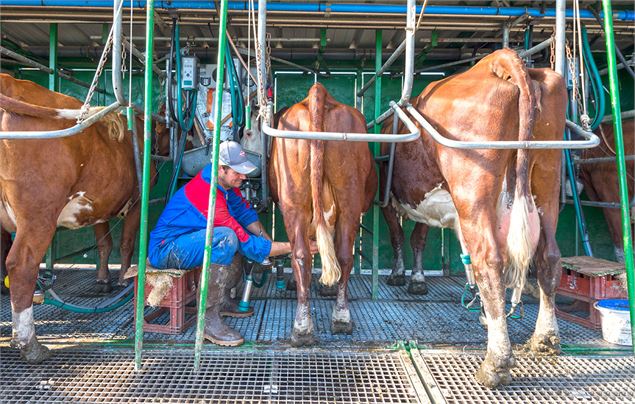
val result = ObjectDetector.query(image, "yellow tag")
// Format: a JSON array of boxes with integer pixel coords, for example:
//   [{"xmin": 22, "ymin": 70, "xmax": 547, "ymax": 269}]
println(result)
[{"xmin": 3, "ymin": 276, "xmax": 9, "ymax": 289}]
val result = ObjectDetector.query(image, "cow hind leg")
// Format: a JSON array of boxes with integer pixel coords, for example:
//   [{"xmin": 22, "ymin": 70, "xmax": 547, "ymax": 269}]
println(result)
[
  {"xmin": 463, "ymin": 223, "xmax": 515, "ymax": 389},
  {"xmin": 408, "ymin": 222, "xmax": 429, "ymax": 295},
  {"xmin": 382, "ymin": 202, "xmax": 406, "ymax": 286},
  {"xmin": 118, "ymin": 205, "xmax": 141, "ymax": 286},
  {"xmin": 93, "ymin": 223, "xmax": 113, "ymax": 293},
  {"xmin": 287, "ymin": 216, "xmax": 316, "ymax": 347},
  {"xmin": 331, "ymin": 220, "xmax": 356, "ymax": 335},
  {"xmin": 526, "ymin": 222, "xmax": 561, "ymax": 355},
  {"xmin": 8, "ymin": 222, "xmax": 57, "ymax": 363}
]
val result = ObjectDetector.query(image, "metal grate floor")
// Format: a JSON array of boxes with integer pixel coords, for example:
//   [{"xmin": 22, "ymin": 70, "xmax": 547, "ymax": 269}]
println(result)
[
  {"xmin": 412, "ymin": 349, "xmax": 635, "ymax": 403},
  {"xmin": 0, "ymin": 269, "xmax": 609, "ymax": 347},
  {"xmin": 0, "ymin": 347, "xmax": 427, "ymax": 403}
]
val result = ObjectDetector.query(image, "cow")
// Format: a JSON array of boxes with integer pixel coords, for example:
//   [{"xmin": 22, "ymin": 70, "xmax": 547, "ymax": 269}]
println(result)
[
  {"xmin": 379, "ymin": 49, "xmax": 567, "ymax": 388},
  {"xmin": 578, "ymin": 118, "xmax": 635, "ymax": 262},
  {"xmin": 268, "ymin": 83, "xmax": 377, "ymax": 345},
  {"xmin": 0, "ymin": 73, "xmax": 164, "ymax": 362}
]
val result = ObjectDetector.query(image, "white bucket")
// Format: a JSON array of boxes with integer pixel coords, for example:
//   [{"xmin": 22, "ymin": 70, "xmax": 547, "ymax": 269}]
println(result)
[{"xmin": 594, "ymin": 299, "xmax": 632, "ymax": 346}]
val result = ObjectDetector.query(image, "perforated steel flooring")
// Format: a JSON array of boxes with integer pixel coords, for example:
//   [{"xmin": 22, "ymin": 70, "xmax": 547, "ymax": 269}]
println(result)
[
  {"xmin": 0, "ymin": 269, "xmax": 611, "ymax": 346},
  {"xmin": 1, "ymin": 269, "xmax": 633, "ymax": 403},
  {"xmin": 413, "ymin": 349, "xmax": 635, "ymax": 403},
  {"xmin": 1, "ymin": 346, "xmax": 633, "ymax": 403},
  {"xmin": 0, "ymin": 347, "xmax": 426, "ymax": 403}
]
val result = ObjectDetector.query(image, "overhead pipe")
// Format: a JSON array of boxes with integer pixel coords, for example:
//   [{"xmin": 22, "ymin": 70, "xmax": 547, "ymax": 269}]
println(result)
[
  {"xmin": 4, "ymin": 2, "xmax": 634, "ymax": 21},
  {"xmin": 405, "ymin": 104, "xmax": 599, "ymax": 150},
  {"xmin": 0, "ymin": 46, "xmax": 110, "ymax": 94},
  {"xmin": 235, "ymin": 46, "xmax": 322, "ymax": 76}
]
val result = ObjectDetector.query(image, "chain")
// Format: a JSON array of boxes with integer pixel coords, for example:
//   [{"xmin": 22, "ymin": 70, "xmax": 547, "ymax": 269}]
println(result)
[
  {"xmin": 565, "ymin": 42, "xmax": 582, "ymax": 113},
  {"xmin": 121, "ymin": 42, "xmax": 127, "ymax": 73},
  {"xmin": 265, "ymin": 32, "xmax": 272, "ymax": 79},
  {"xmin": 549, "ymin": 31, "xmax": 555, "ymax": 70},
  {"xmin": 77, "ymin": 26, "xmax": 115, "ymax": 123}
]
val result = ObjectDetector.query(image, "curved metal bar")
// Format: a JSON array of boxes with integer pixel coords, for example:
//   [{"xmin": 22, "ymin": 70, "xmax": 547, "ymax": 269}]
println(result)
[
  {"xmin": 0, "ymin": 102, "xmax": 121, "ymax": 139},
  {"xmin": 262, "ymin": 101, "xmax": 419, "ymax": 143},
  {"xmin": 398, "ymin": 0, "xmax": 415, "ymax": 106},
  {"xmin": 406, "ymin": 104, "xmax": 599, "ymax": 150}
]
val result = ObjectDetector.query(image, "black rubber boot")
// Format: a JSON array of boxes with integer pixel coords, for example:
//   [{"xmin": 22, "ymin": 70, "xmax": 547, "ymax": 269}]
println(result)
[
  {"xmin": 219, "ymin": 256, "xmax": 254, "ymax": 318},
  {"xmin": 204, "ymin": 264, "xmax": 244, "ymax": 347}
]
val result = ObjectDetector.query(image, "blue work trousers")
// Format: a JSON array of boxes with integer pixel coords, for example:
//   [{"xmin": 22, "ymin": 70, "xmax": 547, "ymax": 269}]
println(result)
[{"xmin": 148, "ymin": 226, "xmax": 240, "ymax": 269}]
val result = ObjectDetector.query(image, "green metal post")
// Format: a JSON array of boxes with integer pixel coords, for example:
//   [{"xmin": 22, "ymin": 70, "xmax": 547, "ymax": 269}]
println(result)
[
  {"xmin": 354, "ymin": 67, "xmax": 363, "ymax": 276},
  {"xmin": 194, "ymin": 0, "xmax": 230, "ymax": 370},
  {"xmin": 45, "ymin": 23, "xmax": 59, "ymax": 275},
  {"xmin": 134, "ymin": 0, "xmax": 155, "ymax": 370},
  {"xmin": 601, "ymin": 0, "xmax": 635, "ymax": 354},
  {"xmin": 48, "ymin": 23, "xmax": 58, "ymax": 91},
  {"xmin": 371, "ymin": 30, "xmax": 382, "ymax": 300}
]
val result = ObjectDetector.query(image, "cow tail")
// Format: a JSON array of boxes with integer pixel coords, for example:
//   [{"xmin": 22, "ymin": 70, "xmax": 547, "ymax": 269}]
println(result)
[
  {"xmin": 0, "ymin": 93, "xmax": 103, "ymax": 120},
  {"xmin": 493, "ymin": 50, "xmax": 540, "ymax": 289},
  {"xmin": 308, "ymin": 84, "xmax": 341, "ymax": 287}
]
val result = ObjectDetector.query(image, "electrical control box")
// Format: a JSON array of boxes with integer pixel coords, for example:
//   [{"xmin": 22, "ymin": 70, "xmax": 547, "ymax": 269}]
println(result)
[{"xmin": 180, "ymin": 55, "xmax": 199, "ymax": 90}]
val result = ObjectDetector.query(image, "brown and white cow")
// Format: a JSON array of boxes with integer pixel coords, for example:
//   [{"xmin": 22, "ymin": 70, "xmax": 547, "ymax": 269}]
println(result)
[
  {"xmin": 0, "ymin": 73, "xmax": 162, "ymax": 362},
  {"xmin": 269, "ymin": 83, "xmax": 377, "ymax": 345},
  {"xmin": 380, "ymin": 49, "xmax": 567, "ymax": 388},
  {"xmin": 579, "ymin": 118, "xmax": 635, "ymax": 262}
]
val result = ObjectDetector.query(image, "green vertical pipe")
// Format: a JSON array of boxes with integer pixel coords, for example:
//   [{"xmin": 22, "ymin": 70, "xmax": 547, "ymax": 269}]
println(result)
[
  {"xmin": 45, "ymin": 23, "xmax": 58, "ymax": 276},
  {"xmin": 134, "ymin": 0, "xmax": 155, "ymax": 371},
  {"xmin": 371, "ymin": 30, "xmax": 382, "ymax": 300},
  {"xmin": 601, "ymin": 0, "xmax": 635, "ymax": 354},
  {"xmin": 48, "ymin": 23, "xmax": 58, "ymax": 91},
  {"xmin": 194, "ymin": 0, "xmax": 230, "ymax": 370}
]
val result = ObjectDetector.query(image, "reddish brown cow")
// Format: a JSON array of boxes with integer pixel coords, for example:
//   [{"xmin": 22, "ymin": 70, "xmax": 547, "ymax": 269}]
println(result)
[
  {"xmin": 579, "ymin": 118, "xmax": 635, "ymax": 262},
  {"xmin": 269, "ymin": 83, "xmax": 377, "ymax": 345},
  {"xmin": 380, "ymin": 49, "xmax": 567, "ymax": 388},
  {"xmin": 0, "ymin": 74, "xmax": 162, "ymax": 362}
]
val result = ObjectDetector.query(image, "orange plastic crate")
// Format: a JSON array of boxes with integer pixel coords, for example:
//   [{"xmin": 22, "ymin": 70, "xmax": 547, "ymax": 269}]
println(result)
[
  {"xmin": 556, "ymin": 257, "xmax": 627, "ymax": 329},
  {"xmin": 133, "ymin": 267, "xmax": 201, "ymax": 334}
]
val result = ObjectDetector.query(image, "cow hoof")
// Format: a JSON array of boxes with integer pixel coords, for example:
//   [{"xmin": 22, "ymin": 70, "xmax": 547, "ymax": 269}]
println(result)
[
  {"xmin": 407, "ymin": 281, "xmax": 428, "ymax": 295},
  {"xmin": 474, "ymin": 357, "xmax": 513, "ymax": 389},
  {"xmin": 331, "ymin": 320, "xmax": 354, "ymax": 335},
  {"xmin": 290, "ymin": 330, "xmax": 316, "ymax": 347},
  {"xmin": 526, "ymin": 333, "xmax": 561, "ymax": 356},
  {"xmin": 286, "ymin": 278, "xmax": 297, "ymax": 291},
  {"xmin": 20, "ymin": 339, "xmax": 51, "ymax": 364},
  {"xmin": 318, "ymin": 284, "xmax": 338, "ymax": 297},
  {"xmin": 386, "ymin": 274, "xmax": 406, "ymax": 287},
  {"xmin": 96, "ymin": 280, "xmax": 112, "ymax": 294},
  {"xmin": 116, "ymin": 278, "xmax": 130, "ymax": 288}
]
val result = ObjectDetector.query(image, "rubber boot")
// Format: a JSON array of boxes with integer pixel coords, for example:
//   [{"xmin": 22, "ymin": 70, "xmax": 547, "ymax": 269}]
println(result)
[
  {"xmin": 220, "ymin": 255, "xmax": 254, "ymax": 318},
  {"xmin": 203, "ymin": 264, "xmax": 244, "ymax": 347}
]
